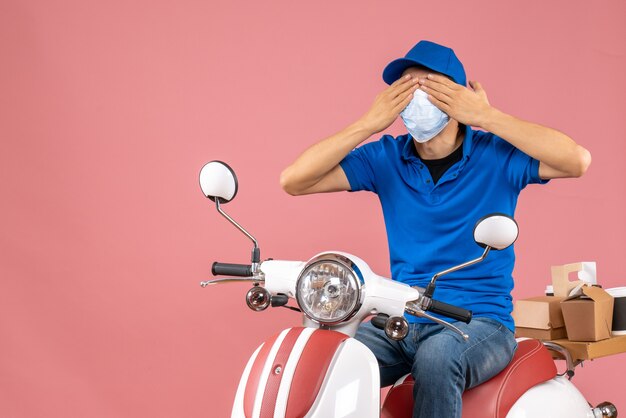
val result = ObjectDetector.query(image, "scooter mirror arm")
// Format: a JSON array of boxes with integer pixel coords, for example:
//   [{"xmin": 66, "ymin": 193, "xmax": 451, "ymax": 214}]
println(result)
[
  {"xmin": 215, "ymin": 199, "xmax": 261, "ymax": 272},
  {"xmin": 200, "ymin": 276, "xmax": 264, "ymax": 287},
  {"xmin": 542, "ymin": 341, "xmax": 581, "ymax": 380},
  {"xmin": 421, "ymin": 246, "xmax": 491, "ymax": 302},
  {"xmin": 405, "ymin": 301, "xmax": 470, "ymax": 341}
]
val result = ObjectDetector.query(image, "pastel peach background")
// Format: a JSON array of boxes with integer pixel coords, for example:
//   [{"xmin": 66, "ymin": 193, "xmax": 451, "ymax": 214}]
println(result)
[{"xmin": 1, "ymin": 0, "xmax": 624, "ymax": 416}]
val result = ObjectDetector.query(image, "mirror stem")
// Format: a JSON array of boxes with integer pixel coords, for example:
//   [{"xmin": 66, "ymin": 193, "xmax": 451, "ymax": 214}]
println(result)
[
  {"xmin": 422, "ymin": 246, "xmax": 491, "ymax": 299},
  {"xmin": 215, "ymin": 199, "xmax": 260, "ymax": 267}
]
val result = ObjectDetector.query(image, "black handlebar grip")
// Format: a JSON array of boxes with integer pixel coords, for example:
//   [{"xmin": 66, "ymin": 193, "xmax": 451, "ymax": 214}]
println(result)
[
  {"xmin": 271, "ymin": 294, "xmax": 289, "ymax": 307},
  {"xmin": 371, "ymin": 313, "xmax": 389, "ymax": 330},
  {"xmin": 211, "ymin": 262, "xmax": 252, "ymax": 277},
  {"xmin": 428, "ymin": 300, "xmax": 473, "ymax": 324}
]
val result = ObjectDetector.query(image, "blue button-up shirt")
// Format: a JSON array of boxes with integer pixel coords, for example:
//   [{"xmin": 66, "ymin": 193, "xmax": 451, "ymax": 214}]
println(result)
[{"xmin": 339, "ymin": 125, "xmax": 548, "ymax": 331}]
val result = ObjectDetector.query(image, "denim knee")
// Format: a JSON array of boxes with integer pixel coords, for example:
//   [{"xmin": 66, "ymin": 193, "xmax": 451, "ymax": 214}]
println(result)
[{"xmin": 411, "ymin": 334, "xmax": 465, "ymax": 385}]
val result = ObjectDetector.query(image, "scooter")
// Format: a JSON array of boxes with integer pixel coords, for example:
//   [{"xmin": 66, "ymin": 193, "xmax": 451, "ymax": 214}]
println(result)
[{"xmin": 198, "ymin": 160, "xmax": 618, "ymax": 418}]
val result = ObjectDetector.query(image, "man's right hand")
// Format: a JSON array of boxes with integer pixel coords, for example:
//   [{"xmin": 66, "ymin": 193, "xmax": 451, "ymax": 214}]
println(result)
[
  {"xmin": 358, "ymin": 74, "xmax": 420, "ymax": 134},
  {"xmin": 280, "ymin": 74, "xmax": 419, "ymax": 196}
]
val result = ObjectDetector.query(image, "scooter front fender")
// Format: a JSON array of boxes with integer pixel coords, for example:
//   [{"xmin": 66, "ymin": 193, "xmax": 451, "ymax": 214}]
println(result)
[{"xmin": 232, "ymin": 327, "xmax": 380, "ymax": 418}]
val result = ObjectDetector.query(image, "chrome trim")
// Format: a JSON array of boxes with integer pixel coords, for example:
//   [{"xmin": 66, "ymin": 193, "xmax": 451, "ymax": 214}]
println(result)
[
  {"xmin": 215, "ymin": 199, "xmax": 260, "ymax": 274},
  {"xmin": 215, "ymin": 199, "xmax": 258, "ymax": 249},
  {"xmin": 295, "ymin": 252, "xmax": 363, "ymax": 326},
  {"xmin": 430, "ymin": 246, "xmax": 490, "ymax": 286},
  {"xmin": 542, "ymin": 341, "xmax": 581, "ymax": 379},
  {"xmin": 593, "ymin": 402, "xmax": 618, "ymax": 418},
  {"xmin": 384, "ymin": 316, "xmax": 410, "ymax": 341},
  {"xmin": 245, "ymin": 286, "xmax": 271, "ymax": 311},
  {"xmin": 302, "ymin": 253, "xmax": 365, "ymax": 284}
]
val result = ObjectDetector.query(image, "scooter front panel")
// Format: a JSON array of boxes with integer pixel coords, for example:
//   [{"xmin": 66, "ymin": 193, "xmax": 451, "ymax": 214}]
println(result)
[
  {"xmin": 259, "ymin": 327, "xmax": 308, "ymax": 417},
  {"xmin": 303, "ymin": 337, "xmax": 380, "ymax": 418},
  {"xmin": 243, "ymin": 328, "xmax": 291, "ymax": 417},
  {"xmin": 273, "ymin": 328, "xmax": 317, "ymax": 416},
  {"xmin": 232, "ymin": 327, "xmax": 353, "ymax": 418},
  {"xmin": 285, "ymin": 329, "xmax": 351, "ymax": 417}
]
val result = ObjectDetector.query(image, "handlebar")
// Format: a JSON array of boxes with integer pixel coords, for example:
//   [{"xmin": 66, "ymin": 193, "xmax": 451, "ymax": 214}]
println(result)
[
  {"xmin": 426, "ymin": 299, "xmax": 472, "ymax": 324},
  {"xmin": 212, "ymin": 262, "xmax": 252, "ymax": 277}
]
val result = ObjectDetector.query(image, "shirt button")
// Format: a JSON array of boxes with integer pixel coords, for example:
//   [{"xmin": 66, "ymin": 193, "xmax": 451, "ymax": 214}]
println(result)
[{"xmin": 426, "ymin": 179, "xmax": 431, "ymax": 183}]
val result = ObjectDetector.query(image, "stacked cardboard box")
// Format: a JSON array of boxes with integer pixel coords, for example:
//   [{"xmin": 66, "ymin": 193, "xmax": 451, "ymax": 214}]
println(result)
[
  {"xmin": 514, "ymin": 262, "xmax": 614, "ymax": 342},
  {"xmin": 513, "ymin": 296, "xmax": 567, "ymax": 340}
]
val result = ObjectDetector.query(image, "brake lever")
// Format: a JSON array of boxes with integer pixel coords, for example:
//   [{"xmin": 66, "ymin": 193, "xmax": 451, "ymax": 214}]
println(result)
[
  {"xmin": 199, "ymin": 276, "xmax": 264, "ymax": 287},
  {"xmin": 405, "ymin": 301, "xmax": 469, "ymax": 341}
]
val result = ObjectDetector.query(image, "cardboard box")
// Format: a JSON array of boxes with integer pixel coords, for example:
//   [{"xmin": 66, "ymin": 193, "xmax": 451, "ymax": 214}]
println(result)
[
  {"xmin": 551, "ymin": 262, "xmax": 597, "ymax": 297},
  {"xmin": 561, "ymin": 286, "xmax": 614, "ymax": 342},
  {"xmin": 550, "ymin": 334, "xmax": 626, "ymax": 361},
  {"xmin": 515, "ymin": 326, "xmax": 567, "ymax": 340},
  {"xmin": 513, "ymin": 296, "xmax": 566, "ymax": 328},
  {"xmin": 512, "ymin": 296, "xmax": 567, "ymax": 340}
]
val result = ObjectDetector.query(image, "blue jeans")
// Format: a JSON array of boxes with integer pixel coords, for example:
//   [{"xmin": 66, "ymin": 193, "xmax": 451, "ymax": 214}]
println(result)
[{"xmin": 355, "ymin": 317, "xmax": 517, "ymax": 418}]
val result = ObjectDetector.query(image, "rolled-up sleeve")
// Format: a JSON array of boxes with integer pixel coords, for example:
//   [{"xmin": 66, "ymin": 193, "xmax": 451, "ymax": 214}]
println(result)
[
  {"xmin": 492, "ymin": 135, "xmax": 550, "ymax": 191},
  {"xmin": 339, "ymin": 141, "xmax": 383, "ymax": 193}
]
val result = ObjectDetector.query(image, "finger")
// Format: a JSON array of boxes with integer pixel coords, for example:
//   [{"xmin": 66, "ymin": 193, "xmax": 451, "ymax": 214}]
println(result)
[
  {"xmin": 378, "ymin": 77, "xmax": 411, "ymax": 103},
  {"xmin": 393, "ymin": 90, "xmax": 415, "ymax": 113},
  {"xmin": 426, "ymin": 93, "xmax": 450, "ymax": 113},
  {"xmin": 392, "ymin": 84, "xmax": 420, "ymax": 105},
  {"xmin": 471, "ymin": 80, "xmax": 484, "ymax": 93},
  {"xmin": 425, "ymin": 73, "xmax": 458, "ymax": 89},
  {"xmin": 389, "ymin": 76, "xmax": 420, "ymax": 98},
  {"xmin": 470, "ymin": 80, "xmax": 489, "ymax": 101},
  {"xmin": 419, "ymin": 79, "xmax": 455, "ymax": 98},
  {"xmin": 382, "ymin": 75, "xmax": 413, "ymax": 99},
  {"xmin": 390, "ymin": 74, "xmax": 414, "ymax": 88},
  {"xmin": 420, "ymin": 84, "xmax": 451, "ymax": 103}
]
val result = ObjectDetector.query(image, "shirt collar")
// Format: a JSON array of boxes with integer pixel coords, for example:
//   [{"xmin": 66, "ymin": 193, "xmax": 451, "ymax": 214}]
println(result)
[
  {"xmin": 461, "ymin": 124, "xmax": 474, "ymax": 159},
  {"xmin": 401, "ymin": 124, "xmax": 474, "ymax": 162}
]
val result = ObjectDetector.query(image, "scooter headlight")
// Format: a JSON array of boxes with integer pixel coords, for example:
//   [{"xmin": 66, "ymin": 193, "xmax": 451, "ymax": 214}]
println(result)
[{"xmin": 295, "ymin": 253, "xmax": 363, "ymax": 325}]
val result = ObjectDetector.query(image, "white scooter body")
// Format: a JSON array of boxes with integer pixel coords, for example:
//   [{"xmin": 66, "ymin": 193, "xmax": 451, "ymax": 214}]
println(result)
[
  {"xmin": 232, "ymin": 328, "xmax": 380, "ymax": 418},
  {"xmin": 508, "ymin": 376, "xmax": 595, "ymax": 418},
  {"xmin": 228, "ymin": 256, "xmax": 598, "ymax": 418}
]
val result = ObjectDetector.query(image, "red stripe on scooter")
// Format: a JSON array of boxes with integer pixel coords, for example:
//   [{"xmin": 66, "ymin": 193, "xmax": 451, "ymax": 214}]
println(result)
[
  {"xmin": 243, "ymin": 331, "xmax": 280, "ymax": 418},
  {"xmin": 258, "ymin": 327, "xmax": 305, "ymax": 418},
  {"xmin": 285, "ymin": 330, "xmax": 348, "ymax": 418}
]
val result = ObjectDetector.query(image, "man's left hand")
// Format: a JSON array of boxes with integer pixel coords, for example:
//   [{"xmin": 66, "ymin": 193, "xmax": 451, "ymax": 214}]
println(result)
[{"xmin": 419, "ymin": 74, "xmax": 493, "ymax": 128}]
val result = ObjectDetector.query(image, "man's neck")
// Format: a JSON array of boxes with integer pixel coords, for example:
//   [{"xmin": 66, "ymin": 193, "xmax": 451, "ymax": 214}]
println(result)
[{"xmin": 414, "ymin": 123, "xmax": 464, "ymax": 160}]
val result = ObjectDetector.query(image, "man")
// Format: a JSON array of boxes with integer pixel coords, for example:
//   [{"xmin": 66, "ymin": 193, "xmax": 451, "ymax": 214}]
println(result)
[{"xmin": 280, "ymin": 40, "xmax": 590, "ymax": 418}]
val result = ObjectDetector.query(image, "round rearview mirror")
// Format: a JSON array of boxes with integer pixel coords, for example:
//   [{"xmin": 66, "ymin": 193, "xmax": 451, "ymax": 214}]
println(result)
[
  {"xmin": 199, "ymin": 161, "xmax": 238, "ymax": 203},
  {"xmin": 473, "ymin": 214, "xmax": 519, "ymax": 250}
]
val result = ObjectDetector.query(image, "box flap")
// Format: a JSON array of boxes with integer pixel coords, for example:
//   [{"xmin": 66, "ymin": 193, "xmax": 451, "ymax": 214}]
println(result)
[{"xmin": 561, "ymin": 285, "xmax": 614, "ymax": 341}]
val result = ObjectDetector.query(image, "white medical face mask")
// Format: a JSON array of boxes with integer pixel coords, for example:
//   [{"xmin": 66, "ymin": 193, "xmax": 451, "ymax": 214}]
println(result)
[{"xmin": 400, "ymin": 89, "xmax": 450, "ymax": 143}]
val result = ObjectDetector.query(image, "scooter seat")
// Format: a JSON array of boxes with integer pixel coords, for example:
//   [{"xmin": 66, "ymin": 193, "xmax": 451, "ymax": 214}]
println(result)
[{"xmin": 381, "ymin": 339, "xmax": 557, "ymax": 418}]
